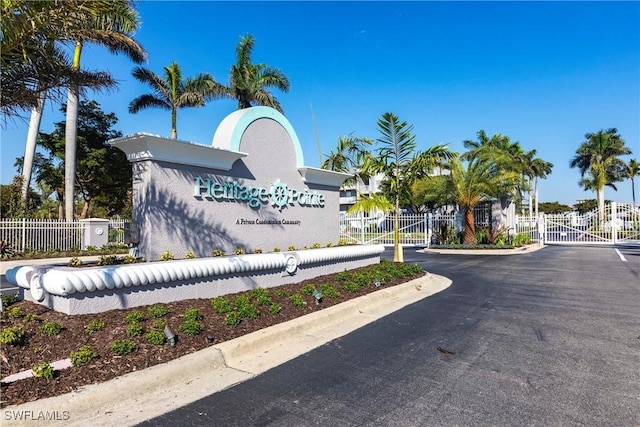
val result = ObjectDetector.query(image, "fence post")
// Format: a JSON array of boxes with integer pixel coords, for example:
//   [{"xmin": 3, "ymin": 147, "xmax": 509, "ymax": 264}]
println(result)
[
  {"xmin": 425, "ymin": 213, "xmax": 431, "ymax": 247},
  {"xmin": 21, "ymin": 218, "xmax": 26, "ymax": 252},
  {"xmin": 360, "ymin": 215, "xmax": 365, "ymax": 245},
  {"xmin": 611, "ymin": 202, "xmax": 618, "ymax": 244}
]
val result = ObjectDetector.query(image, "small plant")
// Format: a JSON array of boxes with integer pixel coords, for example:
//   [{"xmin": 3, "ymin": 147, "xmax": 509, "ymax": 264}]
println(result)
[
  {"xmin": 211, "ymin": 296, "xmax": 232, "ymax": 314},
  {"xmin": 70, "ymin": 345, "xmax": 98, "ymax": 366},
  {"xmin": 225, "ymin": 311, "xmax": 241, "ymax": 326},
  {"xmin": 326, "ymin": 242, "xmax": 333, "ymax": 247},
  {"xmin": 179, "ymin": 319, "xmax": 202, "ymax": 336},
  {"xmin": 268, "ymin": 304, "xmax": 281, "ymax": 315},
  {"xmin": 68, "ymin": 257, "xmax": 83, "ymax": 267},
  {"xmin": 8, "ymin": 306, "xmax": 25, "ymax": 319},
  {"xmin": 212, "ymin": 249, "xmax": 225, "ymax": 257},
  {"xmin": 33, "ymin": 346, "xmax": 42, "ymax": 354},
  {"xmin": 253, "ymin": 248, "xmax": 263, "ymax": 254},
  {"xmin": 252, "ymin": 288, "xmax": 272, "ymax": 306},
  {"xmin": 111, "ymin": 339, "xmax": 137, "ymax": 356},
  {"xmin": 337, "ymin": 239, "xmax": 348, "ymax": 246},
  {"xmin": 151, "ymin": 320, "xmax": 166, "ymax": 330},
  {"xmin": 32, "ymin": 362, "xmax": 55, "ymax": 380},
  {"xmin": 234, "ymin": 247, "xmax": 245, "ymax": 255},
  {"xmin": 0, "ymin": 326, "xmax": 25, "ymax": 345},
  {"xmin": 160, "ymin": 251, "xmax": 174, "ymax": 261},
  {"xmin": 122, "ymin": 254, "xmax": 137, "ymax": 264},
  {"xmin": 343, "ymin": 281, "xmax": 360, "ymax": 293},
  {"xmin": 288, "ymin": 245, "xmax": 296, "ymax": 251},
  {"xmin": 301, "ymin": 284, "xmax": 315, "ymax": 296},
  {"xmin": 146, "ymin": 330, "xmax": 165, "ymax": 345},
  {"xmin": 85, "ymin": 319, "xmax": 105, "ymax": 335},
  {"xmin": 320, "ymin": 283, "xmax": 340, "ymax": 298},
  {"xmin": 184, "ymin": 307, "xmax": 204, "ymax": 321},
  {"xmin": 97, "ymin": 255, "xmax": 117, "ymax": 265},
  {"xmin": 1, "ymin": 294, "xmax": 20, "ymax": 307},
  {"xmin": 0, "ymin": 240, "xmax": 17, "ymax": 259},
  {"xmin": 235, "ymin": 295, "xmax": 259, "ymax": 319},
  {"xmin": 40, "ymin": 320, "xmax": 63, "ymax": 336},
  {"xmin": 184, "ymin": 250, "xmax": 196, "ymax": 259},
  {"xmin": 23, "ymin": 313, "xmax": 39, "ymax": 323},
  {"xmin": 272, "ymin": 247, "xmax": 280, "ymax": 252},
  {"xmin": 126, "ymin": 322, "xmax": 144, "ymax": 337},
  {"xmin": 312, "ymin": 242, "xmax": 321, "ymax": 249},
  {"xmin": 125, "ymin": 310, "xmax": 146, "ymax": 323},
  {"xmin": 274, "ymin": 289, "xmax": 290, "ymax": 298},
  {"xmin": 148, "ymin": 305, "xmax": 169, "ymax": 318},
  {"xmin": 289, "ymin": 294, "xmax": 306, "ymax": 308}
]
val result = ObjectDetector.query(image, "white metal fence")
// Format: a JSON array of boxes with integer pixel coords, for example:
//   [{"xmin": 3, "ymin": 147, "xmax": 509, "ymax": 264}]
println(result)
[{"xmin": 0, "ymin": 218, "xmax": 128, "ymax": 252}]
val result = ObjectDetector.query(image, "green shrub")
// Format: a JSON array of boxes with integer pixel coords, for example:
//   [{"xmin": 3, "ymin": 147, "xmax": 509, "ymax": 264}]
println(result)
[
  {"xmin": 234, "ymin": 247, "xmax": 245, "ymax": 255},
  {"xmin": 225, "ymin": 311, "xmax": 241, "ymax": 326},
  {"xmin": 212, "ymin": 249, "xmax": 225, "ymax": 257},
  {"xmin": 23, "ymin": 313, "xmax": 39, "ymax": 323},
  {"xmin": 184, "ymin": 307, "xmax": 203, "ymax": 321},
  {"xmin": 300, "ymin": 284, "xmax": 315, "ymax": 295},
  {"xmin": 252, "ymin": 288, "xmax": 272, "ymax": 306},
  {"xmin": 40, "ymin": 320, "xmax": 63, "ymax": 336},
  {"xmin": 160, "ymin": 251, "xmax": 174, "ymax": 261},
  {"xmin": 235, "ymin": 295, "xmax": 259, "ymax": 319},
  {"xmin": 253, "ymin": 248, "xmax": 263, "ymax": 254},
  {"xmin": 32, "ymin": 362, "xmax": 55, "ymax": 380},
  {"xmin": 97, "ymin": 255, "xmax": 117, "ymax": 265},
  {"xmin": 320, "ymin": 283, "xmax": 340, "ymax": 298},
  {"xmin": 184, "ymin": 250, "xmax": 196, "ymax": 259},
  {"xmin": 146, "ymin": 330, "xmax": 165, "ymax": 345},
  {"xmin": 125, "ymin": 310, "xmax": 146, "ymax": 323},
  {"xmin": 126, "ymin": 322, "xmax": 144, "ymax": 337},
  {"xmin": 86, "ymin": 319, "xmax": 105, "ymax": 334},
  {"xmin": 288, "ymin": 245, "xmax": 296, "ymax": 251},
  {"xmin": 289, "ymin": 294, "xmax": 306, "ymax": 308},
  {"xmin": 268, "ymin": 304, "xmax": 281, "ymax": 315},
  {"xmin": 8, "ymin": 306, "xmax": 24, "ymax": 318},
  {"xmin": 151, "ymin": 320, "xmax": 166, "ymax": 330},
  {"xmin": 272, "ymin": 247, "xmax": 280, "ymax": 252},
  {"xmin": 1, "ymin": 294, "xmax": 20, "ymax": 307},
  {"xmin": 343, "ymin": 281, "xmax": 360, "ymax": 293},
  {"xmin": 211, "ymin": 296, "xmax": 232, "ymax": 314},
  {"xmin": 335, "ymin": 270, "xmax": 352, "ymax": 282},
  {"xmin": 147, "ymin": 305, "xmax": 168, "ymax": 318},
  {"xmin": 68, "ymin": 257, "xmax": 83, "ymax": 267},
  {"xmin": 70, "ymin": 345, "xmax": 98, "ymax": 366},
  {"xmin": 122, "ymin": 254, "xmax": 137, "ymax": 264},
  {"xmin": 111, "ymin": 339, "xmax": 137, "ymax": 356},
  {"xmin": 0, "ymin": 326, "xmax": 25, "ymax": 345},
  {"xmin": 274, "ymin": 289, "xmax": 290, "ymax": 298},
  {"xmin": 312, "ymin": 242, "xmax": 321, "ymax": 249},
  {"xmin": 179, "ymin": 319, "xmax": 202, "ymax": 336}
]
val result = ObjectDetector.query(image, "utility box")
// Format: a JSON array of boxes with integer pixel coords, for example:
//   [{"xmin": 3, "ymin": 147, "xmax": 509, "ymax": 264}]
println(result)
[{"xmin": 80, "ymin": 218, "xmax": 109, "ymax": 249}]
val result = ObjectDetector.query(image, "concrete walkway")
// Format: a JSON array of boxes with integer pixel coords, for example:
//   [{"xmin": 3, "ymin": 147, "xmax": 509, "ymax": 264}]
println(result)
[{"xmin": 2, "ymin": 273, "xmax": 452, "ymax": 427}]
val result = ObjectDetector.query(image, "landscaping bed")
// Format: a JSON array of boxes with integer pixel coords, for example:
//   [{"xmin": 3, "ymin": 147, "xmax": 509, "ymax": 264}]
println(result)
[{"xmin": 0, "ymin": 261, "xmax": 424, "ymax": 407}]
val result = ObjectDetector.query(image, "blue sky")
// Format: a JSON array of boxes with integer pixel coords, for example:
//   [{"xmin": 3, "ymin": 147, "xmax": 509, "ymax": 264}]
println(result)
[{"xmin": 1, "ymin": 1, "xmax": 639, "ymax": 206}]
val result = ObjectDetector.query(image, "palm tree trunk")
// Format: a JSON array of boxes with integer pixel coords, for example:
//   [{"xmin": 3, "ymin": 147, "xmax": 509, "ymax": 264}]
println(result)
[
  {"xmin": 64, "ymin": 40, "xmax": 83, "ymax": 222},
  {"xmin": 21, "ymin": 92, "xmax": 46, "ymax": 200},
  {"xmin": 171, "ymin": 107, "xmax": 177, "ymax": 139},
  {"xmin": 632, "ymin": 177, "xmax": 636, "ymax": 209},
  {"xmin": 463, "ymin": 208, "xmax": 477, "ymax": 244},
  {"xmin": 534, "ymin": 177, "xmax": 540, "ymax": 217}
]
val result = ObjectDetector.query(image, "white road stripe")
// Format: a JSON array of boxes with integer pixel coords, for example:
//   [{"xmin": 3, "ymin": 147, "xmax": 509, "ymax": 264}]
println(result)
[{"xmin": 615, "ymin": 248, "xmax": 627, "ymax": 262}]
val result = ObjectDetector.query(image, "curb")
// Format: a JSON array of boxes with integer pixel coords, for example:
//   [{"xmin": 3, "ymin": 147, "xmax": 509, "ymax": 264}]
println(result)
[
  {"xmin": 2, "ymin": 273, "xmax": 451, "ymax": 427},
  {"xmin": 420, "ymin": 243, "xmax": 546, "ymax": 255}
]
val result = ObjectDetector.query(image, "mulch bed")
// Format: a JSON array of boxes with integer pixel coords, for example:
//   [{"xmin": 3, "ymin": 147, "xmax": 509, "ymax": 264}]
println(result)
[{"xmin": 0, "ymin": 266, "xmax": 424, "ymax": 408}]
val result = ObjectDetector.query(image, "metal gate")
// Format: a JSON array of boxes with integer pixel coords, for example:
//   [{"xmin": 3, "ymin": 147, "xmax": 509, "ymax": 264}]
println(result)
[
  {"xmin": 339, "ymin": 213, "xmax": 430, "ymax": 246},
  {"xmin": 542, "ymin": 203, "xmax": 640, "ymax": 245}
]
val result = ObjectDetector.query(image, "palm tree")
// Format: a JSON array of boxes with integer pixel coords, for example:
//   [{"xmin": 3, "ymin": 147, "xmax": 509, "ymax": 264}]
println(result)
[
  {"xmin": 570, "ymin": 128, "xmax": 631, "ymax": 219},
  {"xmin": 372, "ymin": 112, "xmax": 452, "ymax": 262},
  {"xmin": 63, "ymin": 0, "xmax": 146, "ymax": 221},
  {"xmin": 447, "ymin": 156, "xmax": 520, "ymax": 244},
  {"xmin": 129, "ymin": 62, "xmax": 222, "ymax": 139},
  {"xmin": 624, "ymin": 158, "xmax": 640, "ymax": 208},
  {"xmin": 321, "ymin": 134, "xmax": 373, "ymax": 186},
  {"xmin": 530, "ymin": 156, "xmax": 553, "ymax": 217},
  {"xmin": 222, "ymin": 34, "xmax": 290, "ymax": 113}
]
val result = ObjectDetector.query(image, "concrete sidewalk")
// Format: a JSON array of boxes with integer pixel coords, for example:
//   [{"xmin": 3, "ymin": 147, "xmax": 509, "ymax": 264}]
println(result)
[{"xmin": 3, "ymin": 273, "xmax": 451, "ymax": 427}]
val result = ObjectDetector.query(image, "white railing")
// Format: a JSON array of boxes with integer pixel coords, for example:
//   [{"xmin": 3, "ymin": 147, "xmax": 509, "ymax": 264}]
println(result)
[{"xmin": 0, "ymin": 218, "xmax": 129, "ymax": 252}]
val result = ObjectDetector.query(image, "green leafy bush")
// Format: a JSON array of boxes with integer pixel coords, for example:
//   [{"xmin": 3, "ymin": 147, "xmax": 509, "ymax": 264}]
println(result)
[
  {"xmin": 86, "ymin": 319, "xmax": 105, "ymax": 334},
  {"xmin": 23, "ymin": 313, "xmax": 39, "ymax": 323},
  {"xmin": 272, "ymin": 247, "xmax": 280, "ymax": 252},
  {"xmin": 32, "ymin": 362, "xmax": 55, "ymax": 380},
  {"xmin": 125, "ymin": 310, "xmax": 146, "ymax": 323},
  {"xmin": 97, "ymin": 255, "xmax": 118, "ymax": 265},
  {"xmin": 184, "ymin": 250, "xmax": 196, "ymax": 259},
  {"xmin": 268, "ymin": 304, "xmax": 281, "ymax": 315},
  {"xmin": 253, "ymin": 248, "xmax": 263, "ymax": 254},
  {"xmin": 8, "ymin": 306, "xmax": 24, "ymax": 319},
  {"xmin": 320, "ymin": 283, "xmax": 340, "ymax": 298},
  {"xmin": 68, "ymin": 257, "xmax": 83, "ymax": 267},
  {"xmin": 312, "ymin": 242, "xmax": 321, "ymax": 249},
  {"xmin": 126, "ymin": 322, "xmax": 144, "ymax": 337},
  {"xmin": 300, "ymin": 284, "xmax": 315, "ymax": 296},
  {"xmin": 146, "ymin": 330, "xmax": 165, "ymax": 345},
  {"xmin": 122, "ymin": 254, "xmax": 137, "ymax": 264},
  {"xmin": 40, "ymin": 320, "xmax": 63, "ymax": 336},
  {"xmin": 343, "ymin": 281, "xmax": 360, "ymax": 293},
  {"xmin": 148, "ymin": 305, "xmax": 168, "ymax": 318},
  {"xmin": 111, "ymin": 339, "xmax": 137, "ymax": 355},
  {"xmin": 184, "ymin": 307, "xmax": 203, "ymax": 321},
  {"xmin": 211, "ymin": 296, "xmax": 232, "ymax": 314},
  {"xmin": 1, "ymin": 294, "xmax": 20, "ymax": 307},
  {"xmin": 212, "ymin": 249, "xmax": 225, "ymax": 257},
  {"xmin": 151, "ymin": 320, "xmax": 166, "ymax": 330},
  {"xmin": 179, "ymin": 319, "xmax": 202, "ymax": 336},
  {"xmin": 160, "ymin": 251, "xmax": 174, "ymax": 261},
  {"xmin": 252, "ymin": 288, "xmax": 272, "ymax": 306},
  {"xmin": 0, "ymin": 326, "xmax": 25, "ymax": 345},
  {"xmin": 225, "ymin": 311, "xmax": 241, "ymax": 326},
  {"xmin": 288, "ymin": 245, "xmax": 296, "ymax": 251},
  {"xmin": 289, "ymin": 294, "xmax": 306, "ymax": 308},
  {"xmin": 70, "ymin": 345, "xmax": 98, "ymax": 366},
  {"xmin": 234, "ymin": 295, "xmax": 259, "ymax": 319},
  {"xmin": 234, "ymin": 248, "xmax": 245, "ymax": 255}
]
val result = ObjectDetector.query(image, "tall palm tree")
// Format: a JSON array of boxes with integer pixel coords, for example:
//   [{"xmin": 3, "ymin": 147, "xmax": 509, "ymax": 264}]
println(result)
[
  {"xmin": 129, "ymin": 62, "xmax": 222, "ymax": 139},
  {"xmin": 222, "ymin": 34, "xmax": 290, "ymax": 113},
  {"xmin": 321, "ymin": 134, "xmax": 373, "ymax": 186},
  {"xmin": 447, "ymin": 156, "xmax": 520, "ymax": 244},
  {"xmin": 624, "ymin": 158, "xmax": 640, "ymax": 208},
  {"xmin": 570, "ymin": 128, "xmax": 631, "ymax": 219},
  {"xmin": 372, "ymin": 112, "xmax": 452, "ymax": 261},
  {"xmin": 63, "ymin": 0, "xmax": 146, "ymax": 221}
]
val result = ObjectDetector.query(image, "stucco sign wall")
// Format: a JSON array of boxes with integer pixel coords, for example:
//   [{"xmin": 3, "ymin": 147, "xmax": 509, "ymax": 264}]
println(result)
[{"xmin": 111, "ymin": 107, "xmax": 350, "ymax": 261}]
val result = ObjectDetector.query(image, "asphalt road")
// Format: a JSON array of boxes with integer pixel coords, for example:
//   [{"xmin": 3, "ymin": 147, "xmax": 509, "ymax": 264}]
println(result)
[{"xmin": 137, "ymin": 245, "xmax": 640, "ymax": 427}]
